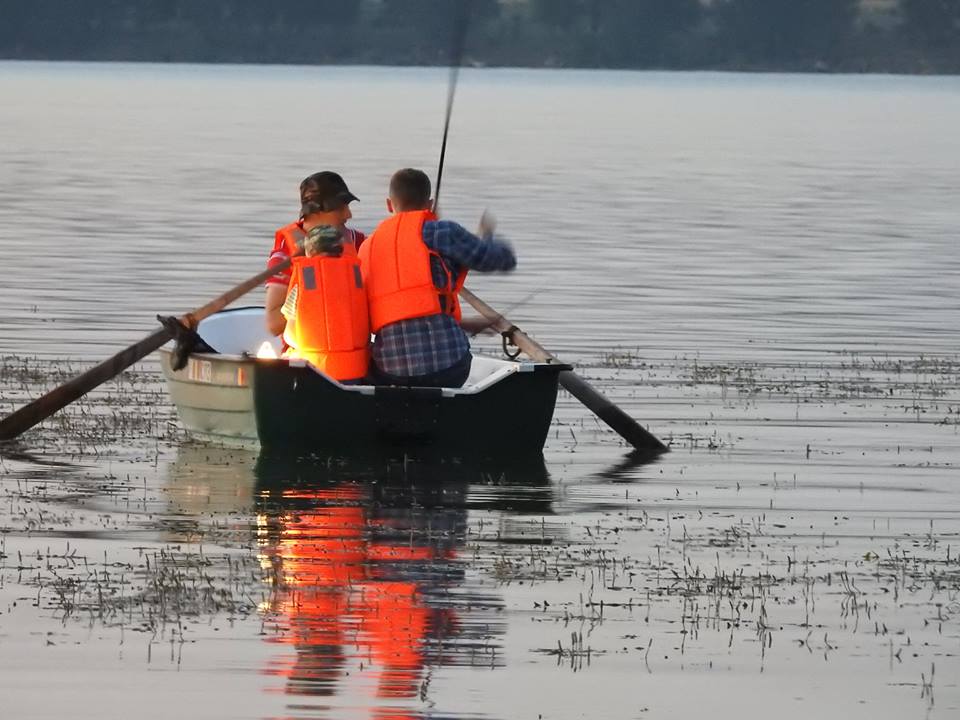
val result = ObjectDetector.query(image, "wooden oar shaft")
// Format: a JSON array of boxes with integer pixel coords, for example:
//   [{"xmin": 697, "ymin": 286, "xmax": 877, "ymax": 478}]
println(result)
[
  {"xmin": 184, "ymin": 258, "xmax": 291, "ymax": 327},
  {"xmin": 459, "ymin": 287, "xmax": 667, "ymax": 454},
  {"xmin": 0, "ymin": 259, "xmax": 291, "ymax": 441},
  {"xmin": 554, "ymin": 371, "xmax": 667, "ymax": 453},
  {"xmin": 0, "ymin": 327, "xmax": 173, "ymax": 442}
]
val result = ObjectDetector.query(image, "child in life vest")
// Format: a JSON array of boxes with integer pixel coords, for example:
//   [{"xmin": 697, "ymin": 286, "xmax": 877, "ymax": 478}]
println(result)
[{"xmin": 282, "ymin": 225, "xmax": 370, "ymax": 382}]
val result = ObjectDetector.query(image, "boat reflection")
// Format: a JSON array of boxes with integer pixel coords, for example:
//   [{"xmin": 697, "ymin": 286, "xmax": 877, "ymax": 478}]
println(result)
[{"xmin": 252, "ymin": 451, "xmax": 552, "ymax": 717}]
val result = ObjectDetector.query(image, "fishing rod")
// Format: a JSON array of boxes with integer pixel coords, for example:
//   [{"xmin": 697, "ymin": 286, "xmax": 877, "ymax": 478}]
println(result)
[
  {"xmin": 467, "ymin": 285, "xmax": 547, "ymax": 338},
  {"xmin": 428, "ymin": 5, "xmax": 666, "ymax": 454},
  {"xmin": 433, "ymin": 0, "xmax": 474, "ymax": 213}
]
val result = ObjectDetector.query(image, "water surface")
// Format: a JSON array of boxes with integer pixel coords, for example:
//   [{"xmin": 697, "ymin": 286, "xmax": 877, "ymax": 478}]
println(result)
[
  {"xmin": 1, "ymin": 63, "xmax": 958, "ymax": 362},
  {"xmin": 1, "ymin": 63, "xmax": 959, "ymax": 719}
]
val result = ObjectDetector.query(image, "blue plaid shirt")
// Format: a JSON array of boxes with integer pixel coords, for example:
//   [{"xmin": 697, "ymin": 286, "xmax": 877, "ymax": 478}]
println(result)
[{"xmin": 372, "ymin": 220, "xmax": 516, "ymax": 377}]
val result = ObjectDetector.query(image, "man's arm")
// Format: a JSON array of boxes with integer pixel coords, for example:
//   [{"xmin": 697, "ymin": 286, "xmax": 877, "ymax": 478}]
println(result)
[
  {"xmin": 427, "ymin": 221, "xmax": 517, "ymax": 273},
  {"xmin": 459, "ymin": 315, "xmax": 497, "ymax": 335},
  {"xmin": 264, "ymin": 244, "xmax": 294, "ymax": 336}
]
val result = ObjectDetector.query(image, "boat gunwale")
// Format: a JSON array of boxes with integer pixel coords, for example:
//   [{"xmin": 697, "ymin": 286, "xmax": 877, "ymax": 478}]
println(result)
[{"xmin": 159, "ymin": 347, "xmax": 570, "ymax": 396}]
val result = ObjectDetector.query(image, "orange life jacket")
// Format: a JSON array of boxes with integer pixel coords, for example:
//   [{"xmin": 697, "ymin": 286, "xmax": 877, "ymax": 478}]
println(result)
[
  {"xmin": 283, "ymin": 244, "xmax": 370, "ymax": 381},
  {"xmin": 359, "ymin": 210, "xmax": 467, "ymax": 333},
  {"xmin": 275, "ymin": 222, "xmax": 307, "ymax": 258}
]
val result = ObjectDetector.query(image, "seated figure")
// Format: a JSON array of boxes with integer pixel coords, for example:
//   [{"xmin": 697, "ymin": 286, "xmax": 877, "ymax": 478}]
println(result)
[
  {"xmin": 265, "ymin": 171, "xmax": 364, "ymax": 338},
  {"xmin": 282, "ymin": 225, "xmax": 370, "ymax": 383},
  {"xmin": 358, "ymin": 168, "xmax": 516, "ymax": 388}
]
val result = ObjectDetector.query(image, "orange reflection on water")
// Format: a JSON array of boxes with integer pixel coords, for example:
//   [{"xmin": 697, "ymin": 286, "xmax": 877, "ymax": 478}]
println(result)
[{"xmin": 258, "ymin": 486, "xmax": 458, "ymax": 715}]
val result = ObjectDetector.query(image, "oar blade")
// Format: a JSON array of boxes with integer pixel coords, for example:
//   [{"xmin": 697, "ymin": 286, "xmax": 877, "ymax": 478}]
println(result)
[
  {"xmin": 459, "ymin": 287, "xmax": 668, "ymax": 454},
  {"xmin": 558, "ymin": 370, "xmax": 667, "ymax": 453}
]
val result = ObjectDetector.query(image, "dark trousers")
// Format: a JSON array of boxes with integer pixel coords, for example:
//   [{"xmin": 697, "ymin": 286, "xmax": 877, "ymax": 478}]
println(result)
[{"xmin": 372, "ymin": 353, "xmax": 472, "ymax": 389}]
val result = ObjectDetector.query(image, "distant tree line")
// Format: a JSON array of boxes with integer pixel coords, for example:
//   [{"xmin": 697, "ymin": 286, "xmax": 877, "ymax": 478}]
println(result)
[{"xmin": 1, "ymin": 0, "xmax": 958, "ymax": 73}]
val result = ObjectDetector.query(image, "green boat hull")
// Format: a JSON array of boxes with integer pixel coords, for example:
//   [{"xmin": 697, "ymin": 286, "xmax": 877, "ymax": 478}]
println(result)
[{"xmin": 160, "ymin": 350, "xmax": 566, "ymax": 456}]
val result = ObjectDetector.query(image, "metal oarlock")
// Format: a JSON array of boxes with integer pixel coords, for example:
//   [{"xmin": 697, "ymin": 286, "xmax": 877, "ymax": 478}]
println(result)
[{"xmin": 501, "ymin": 326, "xmax": 522, "ymax": 360}]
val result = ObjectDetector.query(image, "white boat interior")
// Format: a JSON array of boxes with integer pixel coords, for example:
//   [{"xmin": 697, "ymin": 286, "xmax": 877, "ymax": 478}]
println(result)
[{"xmin": 189, "ymin": 306, "xmax": 534, "ymax": 395}]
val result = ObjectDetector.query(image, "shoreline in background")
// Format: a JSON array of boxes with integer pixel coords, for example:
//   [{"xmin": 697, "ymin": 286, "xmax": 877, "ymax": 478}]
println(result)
[
  {"xmin": 2, "ymin": 1, "xmax": 959, "ymax": 78},
  {"xmin": 2, "ymin": 56, "xmax": 960, "ymax": 79}
]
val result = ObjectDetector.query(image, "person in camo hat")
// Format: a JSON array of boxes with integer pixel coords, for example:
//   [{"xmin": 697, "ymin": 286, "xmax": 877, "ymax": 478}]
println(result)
[
  {"xmin": 280, "ymin": 224, "xmax": 370, "ymax": 383},
  {"xmin": 265, "ymin": 172, "xmax": 366, "ymax": 338}
]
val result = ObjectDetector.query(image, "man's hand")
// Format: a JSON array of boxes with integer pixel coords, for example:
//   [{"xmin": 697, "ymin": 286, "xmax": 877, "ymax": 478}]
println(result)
[
  {"xmin": 478, "ymin": 210, "xmax": 496, "ymax": 240},
  {"xmin": 460, "ymin": 315, "xmax": 496, "ymax": 336}
]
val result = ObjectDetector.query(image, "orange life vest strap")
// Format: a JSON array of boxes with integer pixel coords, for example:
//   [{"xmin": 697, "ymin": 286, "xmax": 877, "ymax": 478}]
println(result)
[{"xmin": 277, "ymin": 222, "xmax": 307, "ymax": 257}]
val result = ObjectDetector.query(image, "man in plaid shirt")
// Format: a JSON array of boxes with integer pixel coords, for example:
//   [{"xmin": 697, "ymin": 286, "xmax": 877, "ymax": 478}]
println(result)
[{"xmin": 360, "ymin": 169, "xmax": 516, "ymax": 388}]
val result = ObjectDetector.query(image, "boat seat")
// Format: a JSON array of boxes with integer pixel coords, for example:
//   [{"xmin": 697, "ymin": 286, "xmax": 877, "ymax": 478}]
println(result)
[{"xmin": 193, "ymin": 307, "xmax": 283, "ymax": 356}]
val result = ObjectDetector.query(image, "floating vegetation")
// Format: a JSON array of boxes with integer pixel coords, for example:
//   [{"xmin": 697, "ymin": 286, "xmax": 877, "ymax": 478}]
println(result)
[
  {"xmin": 1, "ymin": 352, "xmax": 959, "ymax": 715},
  {"xmin": 469, "ymin": 507, "xmax": 960, "ymax": 675},
  {"xmin": 22, "ymin": 543, "xmax": 265, "ymax": 630},
  {"xmin": 0, "ymin": 355, "xmax": 182, "ymax": 457}
]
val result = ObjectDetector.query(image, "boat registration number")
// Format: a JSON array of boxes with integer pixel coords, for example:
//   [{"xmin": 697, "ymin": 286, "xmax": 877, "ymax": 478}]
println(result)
[{"xmin": 188, "ymin": 359, "xmax": 213, "ymax": 384}]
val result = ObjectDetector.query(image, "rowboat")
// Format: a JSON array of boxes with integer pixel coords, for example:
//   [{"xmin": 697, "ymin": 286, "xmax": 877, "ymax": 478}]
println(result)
[{"xmin": 158, "ymin": 307, "xmax": 568, "ymax": 455}]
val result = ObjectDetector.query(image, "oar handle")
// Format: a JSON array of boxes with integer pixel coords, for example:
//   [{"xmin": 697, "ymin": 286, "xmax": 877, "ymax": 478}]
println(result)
[
  {"xmin": 0, "ymin": 259, "xmax": 292, "ymax": 441},
  {"xmin": 458, "ymin": 288, "xmax": 556, "ymax": 360},
  {"xmin": 459, "ymin": 287, "xmax": 667, "ymax": 454}
]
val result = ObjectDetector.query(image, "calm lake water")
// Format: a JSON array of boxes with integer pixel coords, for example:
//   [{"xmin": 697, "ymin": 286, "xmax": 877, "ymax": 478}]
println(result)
[
  {"xmin": 1, "ymin": 62, "xmax": 959, "ymax": 362},
  {"xmin": 1, "ymin": 62, "xmax": 960, "ymax": 719}
]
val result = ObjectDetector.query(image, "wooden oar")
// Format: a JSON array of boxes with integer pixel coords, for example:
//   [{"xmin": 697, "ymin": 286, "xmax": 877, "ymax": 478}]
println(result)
[
  {"xmin": 459, "ymin": 287, "xmax": 668, "ymax": 455},
  {"xmin": 0, "ymin": 260, "xmax": 292, "ymax": 441}
]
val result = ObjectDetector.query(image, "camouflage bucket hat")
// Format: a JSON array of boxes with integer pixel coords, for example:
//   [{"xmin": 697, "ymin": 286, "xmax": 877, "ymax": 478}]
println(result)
[
  {"xmin": 304, "ymin": 224, "xmax": 345, "ymax": 257},
  {"xmin": 300, "ymin": 171, "xmax": 358, "ymax": 217}
]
